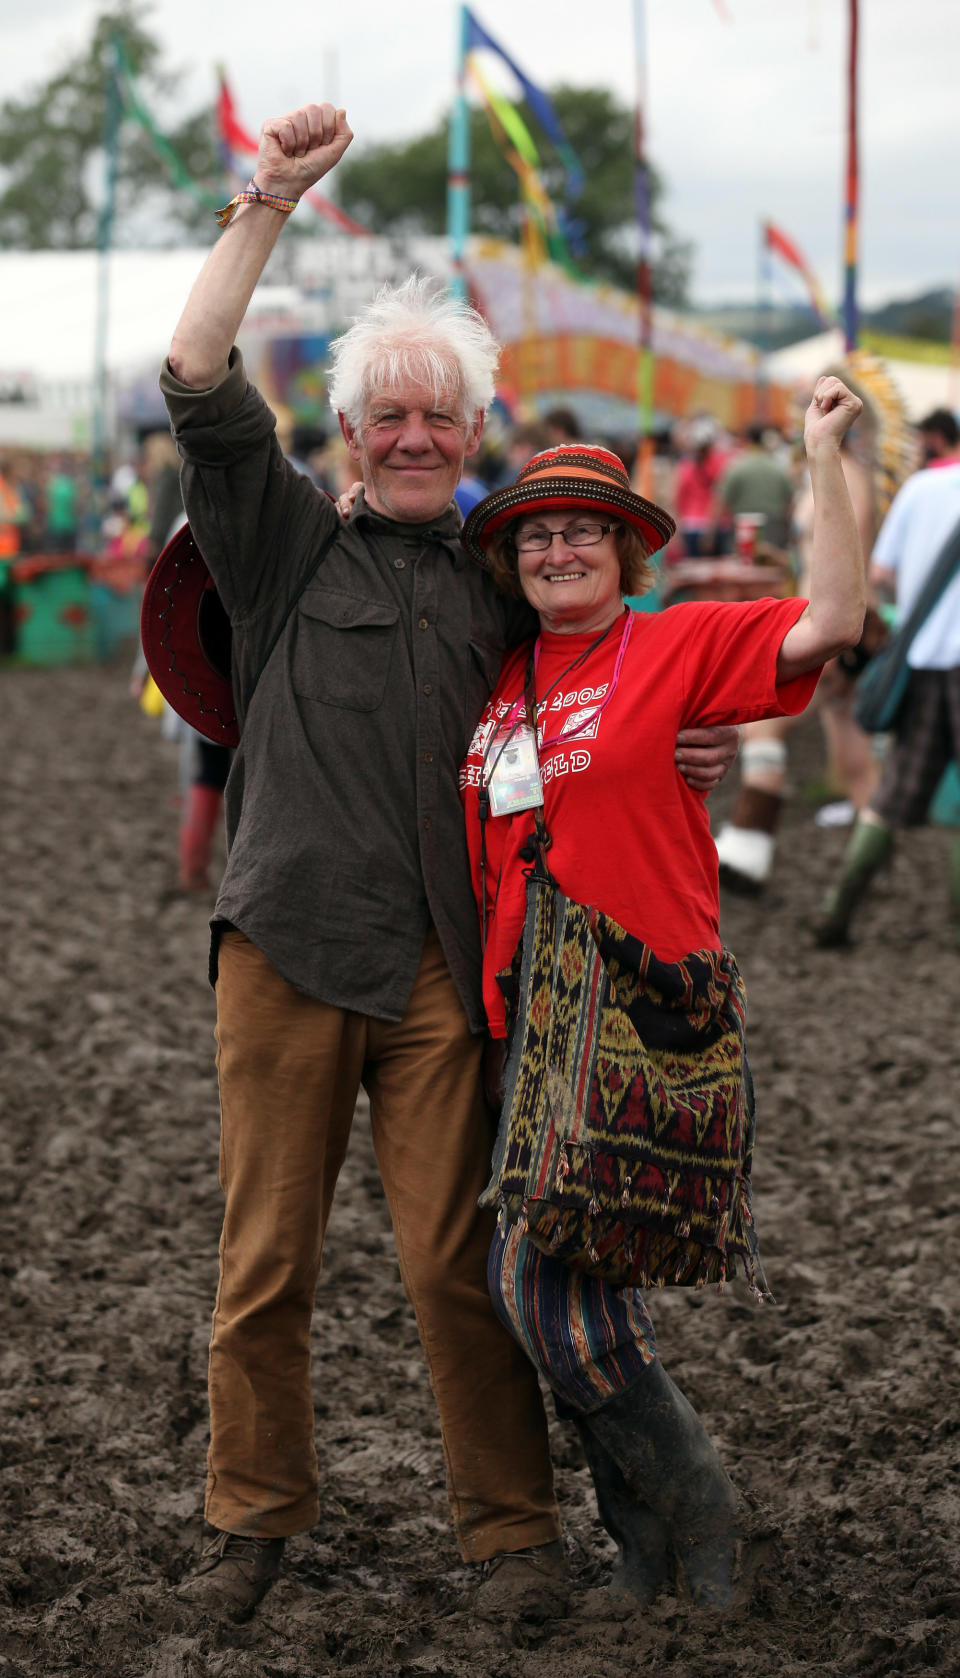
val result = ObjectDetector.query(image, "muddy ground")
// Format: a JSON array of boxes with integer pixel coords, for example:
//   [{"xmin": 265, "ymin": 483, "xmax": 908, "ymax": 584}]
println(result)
[{"xmin": 1, "ymin": 655, "xmax": 959, "ymax": 1678}]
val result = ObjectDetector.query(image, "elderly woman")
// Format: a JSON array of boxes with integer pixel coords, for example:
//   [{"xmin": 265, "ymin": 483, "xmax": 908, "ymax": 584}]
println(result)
[{"xmin": 458, "ymin": 377, "xmax": 864, "ymax": 1608}]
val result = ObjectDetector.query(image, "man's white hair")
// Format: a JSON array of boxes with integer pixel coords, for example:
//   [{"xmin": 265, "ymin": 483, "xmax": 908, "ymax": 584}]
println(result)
[{"xmin": 327, "ymin": 274, "xmax": 499, "ymax": 427}]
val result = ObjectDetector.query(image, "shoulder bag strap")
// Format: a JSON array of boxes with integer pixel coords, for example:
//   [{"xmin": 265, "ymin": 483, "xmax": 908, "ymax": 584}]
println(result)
[{"xmin": 885, "ymin": 507, "xmax": 960, "ymax": 655}]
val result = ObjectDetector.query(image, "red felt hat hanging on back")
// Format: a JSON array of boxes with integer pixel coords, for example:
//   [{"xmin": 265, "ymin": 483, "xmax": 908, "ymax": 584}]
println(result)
[{"xmin": 140, "ymin": 523, "xmax": 239, "ymax": 748}]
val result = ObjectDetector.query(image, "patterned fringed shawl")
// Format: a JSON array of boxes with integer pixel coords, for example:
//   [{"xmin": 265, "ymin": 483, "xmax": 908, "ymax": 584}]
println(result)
[{"xmin": 480, "ymin": 870, "xmax": 769, "ymax": 1299}]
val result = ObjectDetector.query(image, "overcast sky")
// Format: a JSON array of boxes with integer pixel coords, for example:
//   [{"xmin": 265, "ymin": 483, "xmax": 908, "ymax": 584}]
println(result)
[{"xmin": 4, "ymin": 0, "xmax": 959, "ymax": 309}]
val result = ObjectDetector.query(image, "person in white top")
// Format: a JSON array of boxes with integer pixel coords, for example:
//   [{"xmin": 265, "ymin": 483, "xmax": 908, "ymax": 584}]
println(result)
[{"xmin": 815, "ymin": 454, "xmax": 960, "ymax": 946}]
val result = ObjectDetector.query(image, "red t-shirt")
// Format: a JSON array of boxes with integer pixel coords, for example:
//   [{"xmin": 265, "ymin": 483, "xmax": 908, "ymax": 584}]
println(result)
[{"xmin": 460, "ymin": 596, "xmax": 819, "ymax": 1038}]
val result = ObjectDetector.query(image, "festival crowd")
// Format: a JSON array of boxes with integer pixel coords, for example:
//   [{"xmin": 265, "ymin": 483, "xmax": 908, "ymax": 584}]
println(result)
[{"xmin": 3, "ymin": 337, "xmax": 957, "ymax": 919}]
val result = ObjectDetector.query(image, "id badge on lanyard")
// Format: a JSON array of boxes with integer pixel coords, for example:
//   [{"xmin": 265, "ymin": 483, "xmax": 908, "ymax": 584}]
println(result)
[{"xmin": 486, "ymin": 720, "xmax": 544, "ymax": 816}]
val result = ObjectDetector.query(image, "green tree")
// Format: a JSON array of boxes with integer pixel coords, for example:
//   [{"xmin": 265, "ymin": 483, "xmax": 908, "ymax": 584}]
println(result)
[
  {"xmin": 0, "ymin": 1, "xmax": 219, "ymax": 249},
  {"xmin": 338, "ymin": 85, "xmax": 692, "ymax": 305}
]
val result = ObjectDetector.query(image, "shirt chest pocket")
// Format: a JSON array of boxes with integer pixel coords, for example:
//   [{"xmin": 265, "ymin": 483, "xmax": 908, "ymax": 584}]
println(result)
[{"xmin": 293, "ymin": 590, "xmax": 400, "ymax": 712}]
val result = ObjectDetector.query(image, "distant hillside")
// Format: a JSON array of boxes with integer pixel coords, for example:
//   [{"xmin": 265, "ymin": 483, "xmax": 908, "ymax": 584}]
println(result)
[
  {"xmin": 865, "ymin": 289, "xmax": 953, "ymax": 342},
  {"xmin": 695, "ymin": 287, "xmax": 953, "ymax": 351}
]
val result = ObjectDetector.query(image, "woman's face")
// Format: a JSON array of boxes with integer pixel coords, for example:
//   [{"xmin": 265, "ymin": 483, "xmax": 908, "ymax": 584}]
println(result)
[{"xmin": 514, "ymin": 514, "xmax": 624, "ymax": 635}]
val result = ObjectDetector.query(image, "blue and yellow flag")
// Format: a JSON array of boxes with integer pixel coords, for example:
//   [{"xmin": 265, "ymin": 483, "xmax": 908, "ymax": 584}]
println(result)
[{"xmin": 464, "ymin": 7, "xmax": 584, "ymax": 202}]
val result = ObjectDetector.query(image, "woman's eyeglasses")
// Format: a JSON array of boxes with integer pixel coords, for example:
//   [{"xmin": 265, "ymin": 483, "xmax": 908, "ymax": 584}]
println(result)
[{"xmin": 515, "ymin": 521, "xmax": 618, "ymax": 553}]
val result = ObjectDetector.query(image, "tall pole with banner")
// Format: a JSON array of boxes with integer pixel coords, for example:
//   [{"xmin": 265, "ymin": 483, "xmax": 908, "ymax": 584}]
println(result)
[
  {"xmin": 92, "ymin": 33, "xmax": 122, "ymax": 483},
  {"xmin": 755, "ymin": 221, "xmax": 772, "ymax": 422},
  {"xmin": 841, "ymin": 0, "xmax": 860, "ymax": 352},
  {"xmin": 447, "ymin": 6, "xmax": 470, "ymax": 300},
  {"xmin": 633, "ymin": 0, "xmax": 654, "ymax": 497},
  {"xmin": 950, "ymin": 268, "xmax": 960, "ymax": 411}
]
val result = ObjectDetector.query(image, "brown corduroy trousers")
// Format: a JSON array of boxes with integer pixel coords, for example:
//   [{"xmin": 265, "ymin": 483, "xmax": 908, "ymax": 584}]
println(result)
[{"xmin": 205, "ymin": 927, "xmax": 559, "ymax": 1562}]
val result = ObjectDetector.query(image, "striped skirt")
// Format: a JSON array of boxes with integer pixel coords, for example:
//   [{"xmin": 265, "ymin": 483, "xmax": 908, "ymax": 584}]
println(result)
[{"xmin": 487, "ymin": 1221, "xmax": 658, "ymax": 1415}]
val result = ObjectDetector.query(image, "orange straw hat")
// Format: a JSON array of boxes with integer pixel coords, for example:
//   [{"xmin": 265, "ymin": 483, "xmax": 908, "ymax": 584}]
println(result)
[{"xmin": 462, "ymin": 443, "xmax": 676, "ymax": 566}]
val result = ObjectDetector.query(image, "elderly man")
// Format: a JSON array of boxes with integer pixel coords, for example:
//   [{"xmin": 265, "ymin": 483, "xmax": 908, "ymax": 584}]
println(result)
[{"xmin": 163, "ymin": 102, "xmax": 735, "ymax": 1623}]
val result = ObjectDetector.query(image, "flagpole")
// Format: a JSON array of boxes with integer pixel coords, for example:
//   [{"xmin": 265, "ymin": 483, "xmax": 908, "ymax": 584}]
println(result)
[
  {"xmin": 92, "ymin": 32, "xmax": 122, "ymax": 490},
  {"xmin": 323, "ymin": 49, "xmax": 340, "ymax": 205},
  {"xmin": 755, "ymin": 221, "xmax": 770, "ymax": 422},
  {"xmin": 841, "ymin": 0, "xmax": 859, "ymax": 352},
  {"xmin": 632, "ymin": 0, "xmax": 654, "ymax": 496},
  {"xmin": 447, "ymin": 5, "xmax": 470, "ymax": 300},
  {"xmin": 950, "ymin": 267, "xmax": 960, "ymax": 412}
]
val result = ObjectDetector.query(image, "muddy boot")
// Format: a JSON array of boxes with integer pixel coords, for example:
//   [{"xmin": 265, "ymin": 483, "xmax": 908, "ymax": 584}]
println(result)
[
  {"xmin": 583, "ymin": 1361, "xmax": 738, "ymax": 1608},
  {"xmin": 813, "ymin": 817, "xmax": 893, "ymax": 948},
  {"xmin": 573, "ymin": 1417, "xmax": 672, "ymax": 1604},
  {"xmin": 715, "ymin": 821, "xmax": 777, "ymax": 895},
  {"xmin": 177, "ymin": 1527, "xmax": 285, "ymax": 1622},
  {"xmin": 474, "ymin": 1539, "xmax": 570, "ymax": 1624},
  {"xmin": 178, "ymin": 783, "xmax": 224, "ymax": 893},
  {"xmin": 715, "ymin": 787, "xmax": 784, "ymax": 895}
]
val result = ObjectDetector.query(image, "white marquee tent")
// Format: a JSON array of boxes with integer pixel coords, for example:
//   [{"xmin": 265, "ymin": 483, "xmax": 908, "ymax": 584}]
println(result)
[
  {"xmin": 2, "ymin": 250, "xmax": 954, "ymax": 450},
  {"xmin": 0, "ymin": 250, "xmax": 284, "ymax": 447}
]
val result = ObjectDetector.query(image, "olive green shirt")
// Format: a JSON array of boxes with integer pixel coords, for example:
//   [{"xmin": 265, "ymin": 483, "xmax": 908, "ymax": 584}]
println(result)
[{"xmin": 160, "ymin": 349, "xmax": 530, "ymax": 1028}]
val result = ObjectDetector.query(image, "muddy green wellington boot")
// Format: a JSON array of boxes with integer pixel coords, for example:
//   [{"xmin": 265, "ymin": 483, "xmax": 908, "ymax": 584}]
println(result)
[
  {"xmin": 813, "ymin": 817, "xmax": 894, "ymax": 948},
  {"xmin": 582, "ymin": 1360, "xmax": 738, "ymax": 1608},
  {"xmin": 573, "ymin": 1417, "xmax": 672, "ymax": 1604}
]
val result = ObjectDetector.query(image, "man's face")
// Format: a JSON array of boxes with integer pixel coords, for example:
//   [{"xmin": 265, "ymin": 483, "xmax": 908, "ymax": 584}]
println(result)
[
  {"xmin": 919, "ymin": 428, "xmax": 947, "ymax": 464},
  {"xmin": 339, "ymin": 378, "xmax": 483, "ymax": 524}
]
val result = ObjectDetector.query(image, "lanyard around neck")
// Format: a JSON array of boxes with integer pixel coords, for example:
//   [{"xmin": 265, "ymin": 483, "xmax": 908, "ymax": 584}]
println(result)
[
  {"xmin": 476, "ymin": 607, "xmax": 633, "ymax": 949},
  {"xmin": 528, "ymin": 607, "xmax": 633, "ymax": 749}
]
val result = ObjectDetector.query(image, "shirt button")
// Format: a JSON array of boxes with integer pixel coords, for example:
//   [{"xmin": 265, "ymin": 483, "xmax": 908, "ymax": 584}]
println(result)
[
  {"xmin": 423, "ymin": 817, "xmax": 432, "ymax": 831},
  {"xmin": 423, "ymin": 752, "xmax": 434, "ymax": 764},
  {"xmin": 423, "ymin": 683, "xmax": 433, "ymax": 695},
  {"xmin": 418, "ymin": 617, "xmax": 430, "ymax": 630},
  {"xmin": 393, "ymin": 557, "xmax": 406, "ymax": 570}
]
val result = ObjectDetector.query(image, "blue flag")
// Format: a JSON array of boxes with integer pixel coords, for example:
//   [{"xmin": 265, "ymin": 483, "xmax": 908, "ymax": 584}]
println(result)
[{"xmin": 464, "ymin": 7, "xmax": 584, "ymax": 200}]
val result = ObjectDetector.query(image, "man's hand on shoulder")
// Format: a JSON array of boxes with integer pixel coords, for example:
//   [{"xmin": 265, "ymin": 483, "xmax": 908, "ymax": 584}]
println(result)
[
  {"xmin": 675, "ymin": 724, "xmax": 740, "ymax": 792},
  {"xmin": 257, "ymin": 103, "xmax": 353, "ymax": 200}
]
